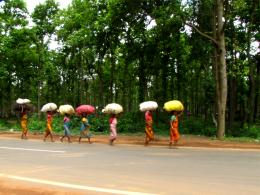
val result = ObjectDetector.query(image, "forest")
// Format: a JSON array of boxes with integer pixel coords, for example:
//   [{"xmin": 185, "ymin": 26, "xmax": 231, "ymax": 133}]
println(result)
[{"xmin": 0, "ymin": 0, "xmax": 259, "ymax": 139}]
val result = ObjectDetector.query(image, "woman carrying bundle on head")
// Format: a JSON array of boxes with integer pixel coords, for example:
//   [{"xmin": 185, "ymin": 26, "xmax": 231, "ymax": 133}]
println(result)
[
  {"xmin": 41, "ymin": 103, "xmax": 57, "ymax": 142},
  {"xmin": 139, "ymin": 101, "xmax": 158, "ymax": 146},
  {"xmin": 20, "ymin": 110, "xmax": 28, "ymax": 139},
  {"xmin": 109, "ymin": 114, "xmax": 117, "ymax": 145},
  {"xmin": 76, "ymin": 105, "xmax": 95, "ymax": 144},
  {"xmin": 60, "ymin": 113, "xmax": 72, "ymax": 143},
  {"xmin": 144, "ymin": 110, "xmax": 154, "ymax": 145},
  {"xmin": 79, "ymin": 113, "xmax": 92, "ymax": 143},
  {"xmin": 59, "ymin": 105, "xmax": 74, "ymax": 143},
  {"xmin": 15, "ymin": 98, "xmax": 31, "ymax": 140},
  {"xmin": 43, "ymin": 111, "xmax": 55, "ymax": 142},
  {"xmin": 164, "ymin": 100, "xmax": 184, "ymax": 148},
  {"xmin": 102, "ymin": 103, "xmax": 123, "ymax": 145},
  {"xmin": 169, "ymin": 111, "xmax": 181, "ymax": 147}
]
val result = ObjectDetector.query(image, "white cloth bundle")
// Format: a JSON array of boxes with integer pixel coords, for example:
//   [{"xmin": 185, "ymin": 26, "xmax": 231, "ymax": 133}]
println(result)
[
  {"xmin": 139, "ymin": 101, "xmax": 158, "ymax": 112},
  {"xmin": 102, "ymin": 103, "xmax": 123, "ymax": 114},
  {"xmin": 58, "ymin": 105, "xmax": 75, "ymax": 115},
  {"xmin": 41, "ymin": 103, "xmax": 57, "ymax": 112},
  {"xmin": 16, "ymin": 98, "xmax": 31, "ymax": 104}
]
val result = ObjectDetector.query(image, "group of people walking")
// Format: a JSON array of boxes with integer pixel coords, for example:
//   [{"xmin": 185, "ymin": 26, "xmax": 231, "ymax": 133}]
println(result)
[
  {"xmin": 19, "ymin": 109, "xmax": 181, "ymax": 147},
  {"xmin": 144, "ymin": 110, "xmax": 180, "ymax": 147}
]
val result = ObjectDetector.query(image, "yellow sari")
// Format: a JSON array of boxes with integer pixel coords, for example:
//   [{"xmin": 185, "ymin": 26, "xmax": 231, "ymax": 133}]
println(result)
[
  {"xmin": 21, "ymin": 114, "xmax": 28, "ymax": 134},
  {"xmin": 46, "ymin": 114, "xmax": 53, "ymax": 133}
]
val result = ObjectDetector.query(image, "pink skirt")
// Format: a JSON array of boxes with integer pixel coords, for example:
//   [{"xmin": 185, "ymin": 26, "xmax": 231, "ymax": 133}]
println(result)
[{"xmin": 110, "ymin": 124, "xmax": 117, "ymax": 139}]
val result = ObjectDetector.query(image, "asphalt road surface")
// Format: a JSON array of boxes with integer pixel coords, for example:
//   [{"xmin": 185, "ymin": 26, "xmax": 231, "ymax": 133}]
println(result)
[{"xmin": 0, "ymin": 137, "xmax": 259, "ymax": 195}]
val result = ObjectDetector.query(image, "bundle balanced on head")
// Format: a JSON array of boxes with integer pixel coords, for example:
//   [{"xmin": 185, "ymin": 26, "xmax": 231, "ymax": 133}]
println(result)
[{"xmin": 164, "ymin": 100, "xmax": 184, "ymax": 148}]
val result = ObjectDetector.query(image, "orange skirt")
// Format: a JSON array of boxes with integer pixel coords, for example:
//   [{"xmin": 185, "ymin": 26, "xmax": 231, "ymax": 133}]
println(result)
[
  {"xmin": 170, "ymin": 127, "xmax": 180, "ymax": 142},
  {"xmin": 145, "ymin": 121, "xmax": 154, "ymax": 140},
  {"xmin": 46, "ymin": 121, "xmax": 52, "ymax": 133},
  {"xmin": 21, "ymin": 119, "xmax": 28, "ymax": 134}
]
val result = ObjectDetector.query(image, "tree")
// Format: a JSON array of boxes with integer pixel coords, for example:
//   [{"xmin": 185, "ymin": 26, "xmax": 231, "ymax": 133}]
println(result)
[
  {"xmin": 0, "ymin": 0, "xmax": 29, "ymax": 117},
  {"xmin": 31, "ymin": 0, "xmax": 59, "ymax": 116},
  {"xmin": 185, "ymin": 0, "xmax": 227, "ymax": 139}
]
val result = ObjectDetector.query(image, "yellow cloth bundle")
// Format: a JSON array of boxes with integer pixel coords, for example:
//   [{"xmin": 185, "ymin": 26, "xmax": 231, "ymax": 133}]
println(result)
[{"xmin": 163, "ymin": 100, "xmax": 184, "ymax": 112}]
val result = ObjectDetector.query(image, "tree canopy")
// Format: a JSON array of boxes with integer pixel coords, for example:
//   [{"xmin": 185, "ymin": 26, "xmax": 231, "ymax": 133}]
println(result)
[{"xmin": 0, "ymin": 0, "xmax": 259, "ymax": 139}]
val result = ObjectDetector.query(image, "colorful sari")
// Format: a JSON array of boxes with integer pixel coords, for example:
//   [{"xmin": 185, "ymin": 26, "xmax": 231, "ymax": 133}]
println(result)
[
  {"xmin": 170, "ymin": 114, "xmax": 180, "ymax": 142},
  {"xmin": 145, "ymin": 111, "xmax": 154, "ymax": 142},
  {"xmin": 63, "ymin": 116, "xmax": 71, "ymax": 136},
  {"xmin": 46, "ymin": 113, "xmax": 53, "ymax": 133},
  {"xmin": 21, "ymin": 113, "xmax": 28, "ymax": 135},
  {"xmin": 109, "ymin": 116, "xmax": 117, "ymax": 140},
  {"xmin": 80, "ymin": 117, "xmax": 91, "ymax": 138}
]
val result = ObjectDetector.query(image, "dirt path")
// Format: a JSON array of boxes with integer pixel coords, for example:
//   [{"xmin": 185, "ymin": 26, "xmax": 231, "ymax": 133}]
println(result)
[
  {"xmin": 0, "ymin": 177, "xmax": 90, "ymax": 195},
  {"xmin": 1, "ymin": 131, "xmax": 260, "ymax": 149}
]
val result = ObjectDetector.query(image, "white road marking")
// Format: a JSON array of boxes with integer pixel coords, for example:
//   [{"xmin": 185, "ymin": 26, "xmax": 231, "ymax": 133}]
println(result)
[
  {"xmin": 0, "ymin": 146, "xmax": 66, "ymax": 153},
  {"xmin": 0, "ymin": 173, "xmax": 158, "ymax": 195},
  {"xmin": 120, "ymin": 143, "xmax": 260, "ymax": 152}
]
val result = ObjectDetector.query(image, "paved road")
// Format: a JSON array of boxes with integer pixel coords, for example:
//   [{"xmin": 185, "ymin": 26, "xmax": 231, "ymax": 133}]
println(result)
[{"xmin": 0, "ymin": 138, "xmax": 259, "ymax": 195}]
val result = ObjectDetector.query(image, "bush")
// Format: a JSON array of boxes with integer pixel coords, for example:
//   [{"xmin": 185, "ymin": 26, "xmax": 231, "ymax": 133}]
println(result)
[
  {"xmin": 180, "ymin": 116, "xmax": 216, "ymax": 136},
  {"xmin": 0, "ymin": 119, "xmax": 10, "ymax": 130},
  {"xmin": 228, "ymin": 125, "xmax": 260, "ymax": 139},
  {"xmin": 117, "ymin": 114, "xmax": 143, "ymax": 133}
]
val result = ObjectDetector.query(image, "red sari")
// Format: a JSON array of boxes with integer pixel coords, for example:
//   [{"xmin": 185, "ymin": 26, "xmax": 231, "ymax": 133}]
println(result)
[{"xmin": 145, "ymin": 111, "xmax": 154, "ymax": 142}]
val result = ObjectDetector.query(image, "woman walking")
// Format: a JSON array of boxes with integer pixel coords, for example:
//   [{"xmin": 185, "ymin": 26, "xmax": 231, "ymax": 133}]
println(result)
[
  {"xmin": 20, "ymin": 111, "xmax": 28, "ymax": 139},
  {"xmin": 109, "ymin": 114, "xmax": 117, "ymax": 145},
  {"xmin": 60, "ymin": 113, "xmax": 72, "ymax": 143},
  {"xmin": 169, "ymin": 111, "xmax": 180, "ymax": 147},
  {"xmin": 144, "ymin": 110, "xmax": 154, "ymax": 145},
  {"xmin": 79, "ymin": 114, "xmax": 92, "ymax": 143},
  {"xmin": 43, "ymin": 111, "xmax": 55, "ymax": 142},
  {"xmin": 163, "ymin": 100, "xmax": 183, "ymax": 148}
]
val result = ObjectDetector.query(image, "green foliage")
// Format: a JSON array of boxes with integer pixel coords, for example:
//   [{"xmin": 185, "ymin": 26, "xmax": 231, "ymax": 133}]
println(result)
[
  {"xmin": 0, "ymin": 118, "xmax": 20, "ymax": 131},
  {"xmin": 27, "ymin": 114, "xmax": 45, "ymax": 132},
  {"xmin": 0, "ymin": 119, "xmax": 10, "ymax": 130},
  {"xmin": 227, "ymin": 125, "xmax": 260, "ymax": 139},
  {"xmin": 117, "ymin": 112, "xmax": 144, "ymax": 133},
  {"xmin": 181, "ymin": 116, "xmax": 216, "ymax": 137},
  {"xmin": 0, "ymin": 0, "xmax": 259, "ymax": 139}
]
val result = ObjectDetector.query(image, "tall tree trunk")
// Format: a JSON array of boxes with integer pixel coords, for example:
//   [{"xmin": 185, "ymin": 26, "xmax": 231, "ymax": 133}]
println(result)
[
  {"xmin": 255, "ymin": 54, "xmax": 260, "ymax": 120},
  {"xmin": 227, "ymin": 19, "xmax": 237, "ymax": 131},
  {"xmin": 0, "ymin": 81, "xmax": 4, "ymax": 118},
  {"xmin": 162, "ymin": 54, "xmax": 168, "ymax": 102},
  {"xmin": 37, "ymin": 42, "xmax": 43, "ymax": 118},
  {"xmin": 97, "ymin": 61, "xmax": 104, "ymax": 106},
  {"xmin": 37, "ymin": 81, "xmax": 41, "ymax": 118},
  {"xmin": 110, "ymin": 51, "xmax": 115, "ymax": 103},
  {"xmin": 246, "ymin": 22, "xmax": 254, "ymax": 126},
  {"xmin": 4, "ymin": 76, "xmax": 12, "ymax": 118},
  {"xmin": 247, "ymin": 0, "xmax": 258, "ymax": 125},
  {"xmin": 122, "ymin": 61, "xmax": 128, "ymax": 111},
  {"xmin": 228, "ymin": 77, "xmax": 237, "ymax": 130},
  {"xmin": 216, "ymin": 0, "xmax": 227, "ymax": 139},
  {"xmin": 187, "ymin": 1, "xmax": 227, "ymax": 138},
  {"xmin": 138, "ymin": 56, "xmax": 147, "ymax": 103}
]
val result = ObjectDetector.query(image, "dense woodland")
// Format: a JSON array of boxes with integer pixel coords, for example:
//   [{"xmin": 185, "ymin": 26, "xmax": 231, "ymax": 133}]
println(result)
[{"xmin": 0, "ymin": 0, "xmax": 259, "ymax": 139}]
